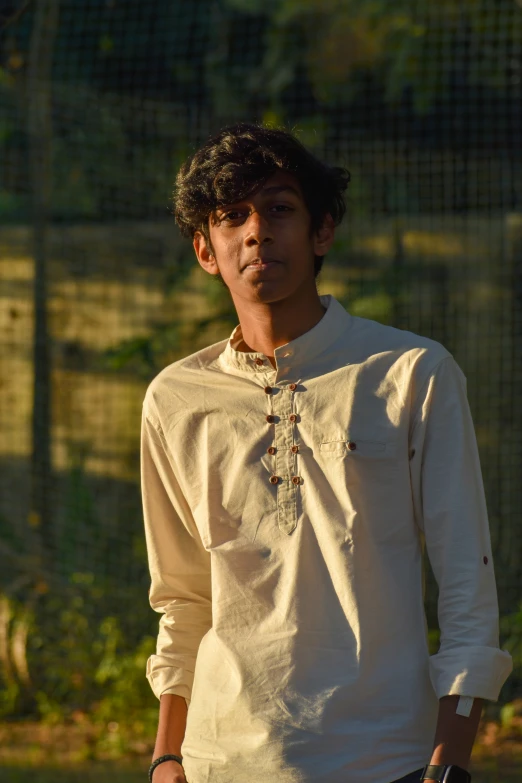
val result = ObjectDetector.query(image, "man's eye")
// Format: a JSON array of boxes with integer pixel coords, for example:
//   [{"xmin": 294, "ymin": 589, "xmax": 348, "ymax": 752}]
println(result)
[
  {"xmin": 219, "ymin": 204, "xmax": 293, "ymax": 222},
  {"xmin": 220, "ymin": 210, "xmax": 244, "ymax": 222}
]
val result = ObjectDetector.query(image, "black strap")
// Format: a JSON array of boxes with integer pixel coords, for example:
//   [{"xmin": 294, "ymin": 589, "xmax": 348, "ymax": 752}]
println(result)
[
  {"xmin": 149, "ymin": 753, "xmax": 184, "ymax": 782},
  {"xmin": 421, "ymin": 764, "xmax": 471, "ymax": 782}
]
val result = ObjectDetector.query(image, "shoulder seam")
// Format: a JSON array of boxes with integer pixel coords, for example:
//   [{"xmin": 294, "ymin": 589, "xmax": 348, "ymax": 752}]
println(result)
[
  {"xmin": 143, "ymin": 409, "xmax": 163, "ymax": 434},
  {"xmin": 410, "ymin": 354, "xmax": 454, "ymax": 425},
  {"xmin": 142, "ymin": 391, "xmax": 162, "ymax": 432}
]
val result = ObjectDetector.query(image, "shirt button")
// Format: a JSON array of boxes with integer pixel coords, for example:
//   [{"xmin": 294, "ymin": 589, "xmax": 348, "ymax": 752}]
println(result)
[
  {"xmin": 264, "ymin": 386, "xmax": 273, "ymax": 394},
  {"xmin": 483, "ymin": 556, "xmax": 489, "ymax": 565},
  {"xmin": 348, "ymin": 441, "xmax": 357, "ymax": 451},
  {"xmin": 255, "ymin": 358, "xmax": 264, "ymax": 366},
  {"xmin": 291, "ymin": 445, "xmax": 299, "ymax": 454},
  {"xmin": 266, "ymin": 415, "xmax": 275, "ymax": 423},
  {"xmin": 291, "ymin": 476, "xmax": 301, "ymax": 485},
  {"xmin": 269, "ymin": 475, "xmax": 279, "ymax": 484},
  {"xmin": 289, "ymin": 414, "xmax": 298, "ymax": 423},
  {"xmin": 267, "ymin": 446, "xmax": 276, "ymax": 455},
  {"xmin": 289, "ymin": 383, "xmax": 297, "ymax": 391}
]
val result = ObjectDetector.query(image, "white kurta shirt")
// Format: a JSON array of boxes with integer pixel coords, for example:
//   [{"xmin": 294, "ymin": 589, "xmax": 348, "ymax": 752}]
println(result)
[{"xmin": 141, "ymin": 293, "xmax": 512, "ymax": 783}]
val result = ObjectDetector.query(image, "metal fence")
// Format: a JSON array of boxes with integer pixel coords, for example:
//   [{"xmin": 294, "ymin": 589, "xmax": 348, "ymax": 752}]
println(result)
[{"xmin": 0, "ymin": 0, "xmax": 521, "ymax": 736}]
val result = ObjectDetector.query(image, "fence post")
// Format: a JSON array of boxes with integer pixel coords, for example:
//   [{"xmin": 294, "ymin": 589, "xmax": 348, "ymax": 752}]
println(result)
[
  {"xmin": 500, "ymin": 214, "xmax": 522, "ymax": 604},
  {"xmin": 26, "ymin": 0, "xmax": 61, "ymax": 564}
]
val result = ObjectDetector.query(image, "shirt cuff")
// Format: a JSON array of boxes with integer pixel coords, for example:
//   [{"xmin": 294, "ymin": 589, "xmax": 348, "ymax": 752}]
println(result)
[
  {"xmin": 429, "ymin": 645, "xmax": 513, "ymax": 701},
  {"xmin": 146, "ymin": 653, "xmax": 194, "ymax": 706}
]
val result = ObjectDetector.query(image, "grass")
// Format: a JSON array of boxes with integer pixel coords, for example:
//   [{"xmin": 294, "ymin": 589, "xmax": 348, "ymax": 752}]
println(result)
[{"xmin": 0, "ymin": 763, "xmax": 149, "ymax": 783}]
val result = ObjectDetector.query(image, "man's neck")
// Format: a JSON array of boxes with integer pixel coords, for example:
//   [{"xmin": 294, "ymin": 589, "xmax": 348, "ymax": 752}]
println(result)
[{"xmin": 232, "ymin": 289, "xmax": 327, "ymax": 367}]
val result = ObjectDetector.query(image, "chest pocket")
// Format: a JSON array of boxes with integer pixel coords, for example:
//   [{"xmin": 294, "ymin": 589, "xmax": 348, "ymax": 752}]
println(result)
[
  {"xmin": 319, "ymin": 437, "xmax": 390, "ymax": 458},
  {"xmin": 316, "ymin": 434, "xmax": 403, "ymax": 546},
  {"xmin": 317, "ymin": 435, "xmax": 399, "ymax": 537}
]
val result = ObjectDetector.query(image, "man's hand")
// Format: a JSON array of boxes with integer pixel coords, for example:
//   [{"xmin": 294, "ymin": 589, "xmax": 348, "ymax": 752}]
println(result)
[{"xmin": 152, "ymin": 758, "xmax": 188, "ymax": 783}]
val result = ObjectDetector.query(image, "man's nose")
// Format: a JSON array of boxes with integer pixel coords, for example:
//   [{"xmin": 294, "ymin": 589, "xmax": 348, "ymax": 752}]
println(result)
[{"xmin": 244, "ymin": 210, "xmax": 274, "ymax": 246}]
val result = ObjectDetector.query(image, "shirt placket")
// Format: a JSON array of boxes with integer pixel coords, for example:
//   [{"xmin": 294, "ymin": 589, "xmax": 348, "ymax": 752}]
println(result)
[{"xmin": 265, "ymin": 380, "xmax": 301, "ymax": 536}]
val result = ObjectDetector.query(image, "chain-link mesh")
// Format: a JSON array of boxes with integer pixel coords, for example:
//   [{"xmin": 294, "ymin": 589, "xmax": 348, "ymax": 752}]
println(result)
[{"xmin": 0, "ymin": 0, "xmax": 521, "ymax": 775}]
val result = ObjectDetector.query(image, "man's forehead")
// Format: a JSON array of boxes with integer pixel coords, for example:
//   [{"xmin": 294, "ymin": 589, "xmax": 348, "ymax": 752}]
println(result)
[
  {"xmin": 260, "ymin": 183, "xmax": 301, "ymax": 197},
  {"xmin": 216, "ymin": 172, "xmax": 303, "ymax": 209},
  {"xmin": 259, "ymin": 170, "xmax": 302, "ymax": 197}
]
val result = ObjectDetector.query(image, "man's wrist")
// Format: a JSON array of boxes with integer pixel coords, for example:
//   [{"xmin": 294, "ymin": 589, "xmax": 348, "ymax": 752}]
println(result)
[
  {"xmin": 421, "ymin": 763, "xmax": 472, "ymax": 782},
  {"xmin": 149, "ymin": 753, "xmax": 184, "ymax": 782}
]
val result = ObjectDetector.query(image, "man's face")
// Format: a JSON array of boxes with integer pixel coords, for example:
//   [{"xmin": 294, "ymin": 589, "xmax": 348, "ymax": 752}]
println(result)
[{"xmin": 193, "ymin": 170, "xmax": 334, "ymax": 304}]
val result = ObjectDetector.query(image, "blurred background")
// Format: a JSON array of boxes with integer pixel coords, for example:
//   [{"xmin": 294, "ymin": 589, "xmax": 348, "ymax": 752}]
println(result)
[{"xmin": 0, "ymin": 1, "xmax": 521, "ymax": 781}]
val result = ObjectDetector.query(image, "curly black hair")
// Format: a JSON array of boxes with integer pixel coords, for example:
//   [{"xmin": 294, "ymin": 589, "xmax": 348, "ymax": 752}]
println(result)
[{"xmin": 173, "ymin": 122, "xmax": 350, "ymax": 279}]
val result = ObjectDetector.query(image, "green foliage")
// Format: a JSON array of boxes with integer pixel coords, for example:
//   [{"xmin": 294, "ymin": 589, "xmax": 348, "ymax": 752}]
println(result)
[
  {"xmin": 102, "ymin": 323, "xmax": 182, "ymax": 378},
  {"xmin": 349, "ymin": 293, "xmax": 394, "ymax": 324},
  {"xmin": 92, "ymin": 634, "xmax": 158, "ymax": 743},
  {"xmin": 0, "ymin": 761, "xmax": 148, "ymax": 783},
  {"xmin": 0, "ymin": 452, "xmax": 155, "ymax": 725},
  {"xmin": 500, "ymin": 701, "xmax": 516, "ymax": 729},
  {"xmin": 427, "ymin": 628, "xmax": 441, "ymax": 656},
  {"xmin": 30, "ymin": 582, "xmax": 110, "ymax": 719},
  {"xmin": 0, "ymin": 767, "xmax": 149, "ymax": 783},
  {"xmin": 102, "ymin": 267, "xmax": 239, "ymax": 378},
  {"xmin": 0, "ymin": 680, "xmax": 20, "ymax": 718},
  {"xmin": 26, "ymin": 581, "xmax": 156, "ymax": 729},
  {"xmin": 31, "ymin": 612, "xmax": 160, "ymax": 750},
  {"xmin": 501, "ymin": 603, "xmax": 522, "ymax": 671},
  {"xmin": 2, "ymin": 0, "xmax": 521, "ymax": 223},
  {"xmin": 1, "ymin": 0, "xmax": 521, "ymax": 743},
  {"xmin": 225, "ymin": 0, "xmax": 522, "ymax": 113}
]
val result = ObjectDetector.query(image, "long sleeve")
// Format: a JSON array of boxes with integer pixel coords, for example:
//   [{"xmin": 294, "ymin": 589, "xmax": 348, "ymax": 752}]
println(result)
[
  {"xmin": 140, "ymin": 408, "xmax": 212, "ymax": 706},
  {"xmin": 409, "ymin": 356, "xmax": 513, "ymax": 701}
]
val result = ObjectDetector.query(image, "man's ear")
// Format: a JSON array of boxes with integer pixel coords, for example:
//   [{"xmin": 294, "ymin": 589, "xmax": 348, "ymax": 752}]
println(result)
[
  {"xmin": 313, "ymin": 213, "xmax": 335, "ymax": 257},
  {"xmin": 193, "ymin": 230, "xmax": 220, "ymax": 275}
]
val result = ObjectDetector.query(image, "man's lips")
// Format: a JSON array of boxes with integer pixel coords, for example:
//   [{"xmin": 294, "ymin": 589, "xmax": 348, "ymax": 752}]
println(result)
[{"xmin": 244, "ymin": 257, "xmax": 281, "ymax": 270}]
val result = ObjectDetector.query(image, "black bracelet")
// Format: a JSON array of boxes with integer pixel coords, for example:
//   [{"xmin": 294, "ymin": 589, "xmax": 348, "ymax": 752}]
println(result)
[{"xmin": 148, "ymin": 753, "xmax": 184, "ymax": 782}]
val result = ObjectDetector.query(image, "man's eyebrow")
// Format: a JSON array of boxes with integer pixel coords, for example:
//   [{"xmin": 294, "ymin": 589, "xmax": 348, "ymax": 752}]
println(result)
[
  {"xmin": 260, "ymin": 185, "xmax": 300, "ymax": 196},
  {"xmin": 214, "ymin": 184, "xmax": 301, "ymax": 214}
]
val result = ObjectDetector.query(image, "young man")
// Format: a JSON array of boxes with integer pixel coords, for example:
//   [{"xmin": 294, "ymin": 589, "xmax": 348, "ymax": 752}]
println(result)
[{"xmin": 141, "ymin": 123, "xmax": 512, "ymax": 783}]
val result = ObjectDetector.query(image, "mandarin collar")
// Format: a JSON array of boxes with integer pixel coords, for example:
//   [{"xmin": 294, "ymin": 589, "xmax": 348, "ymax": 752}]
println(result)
[{"xmin": 219, "ymin": 294, "xmax": 352, "ymax": 376}]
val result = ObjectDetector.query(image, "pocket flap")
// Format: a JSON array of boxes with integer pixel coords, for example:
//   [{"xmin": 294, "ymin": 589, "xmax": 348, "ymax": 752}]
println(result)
[{"xmin": 319, "ymin": 438, "xmax": 387, "ymax": 456}]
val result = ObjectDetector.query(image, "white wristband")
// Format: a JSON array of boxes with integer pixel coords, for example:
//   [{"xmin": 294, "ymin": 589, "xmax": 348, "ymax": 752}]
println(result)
[{"xmin": 456, "ymin": 695, "xmax": 474, "ymax": 717}]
